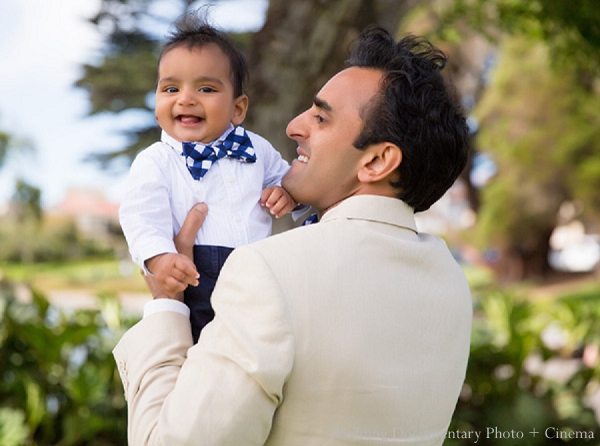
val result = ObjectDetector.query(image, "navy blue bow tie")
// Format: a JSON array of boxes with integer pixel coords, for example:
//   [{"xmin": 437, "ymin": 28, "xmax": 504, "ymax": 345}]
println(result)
[
  {"xmin": 182, "ymin": 126, "xmax": 256, "ymax": 180},
  {"xmin": 302, "ymin": 213, "xmax": 319, "ymax": 226}
]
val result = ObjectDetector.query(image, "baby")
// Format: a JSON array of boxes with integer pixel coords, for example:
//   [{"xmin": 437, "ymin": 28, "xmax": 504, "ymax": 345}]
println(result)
[{"xmin": 119, "ymin": 12, "xmax": 296, "ymax": 342}]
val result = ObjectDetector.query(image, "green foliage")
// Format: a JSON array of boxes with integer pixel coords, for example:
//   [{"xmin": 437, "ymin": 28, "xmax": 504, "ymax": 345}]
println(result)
[
  {"xmin": 0, "ymin": 217, "xmax": 113, "ymax": 264},
  {"xmin": 445, "ymin": 0, "xmax": 600, "ymax": 74},
  {"xmin": 0, "ymin": 129, "xmax": 10, "ymax": 169},
  {"xmin": 0, "ymin": 120, "xmax": 35, "ymax": 172},
  {"xmin": 449, "ymin": 289, "xmax": 600, "ymax": 445},
  {"xmin": 473, "ymin": 36, "xmax": 600, "ymax": 252},
  {"xmin": 0, "ymin": 408, "xmax": 28, "ymax": 446},
  {"xmin": 75, "ymin": 0, "xmax": 203, "ymax": 168},
  {"xmin": 0, "ymin": 259, "xmax": 148, "ymax": 296},
  {"xmin": 12, "ymin": 179, "xmax": 42, "ymax": 224},
  {"xmin": 0, "ymin": 279, "xmax": 137, "ymax": 446},
  {"xmin": 2, "ymin": 277, "xmax": 599, "ymax": 444}
]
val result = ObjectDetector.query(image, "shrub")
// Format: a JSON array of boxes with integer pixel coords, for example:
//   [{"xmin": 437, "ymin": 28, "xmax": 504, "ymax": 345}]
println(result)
[
  {"xmin": 0, "ymin": 279, "xmax": 137, "ymax": 445},
  {"xmin": 448, "ymin": 289, "xmax": 600, "ymax": 445}
]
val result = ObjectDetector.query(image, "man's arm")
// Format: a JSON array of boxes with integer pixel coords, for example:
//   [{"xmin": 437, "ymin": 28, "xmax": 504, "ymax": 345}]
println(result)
[
  {"xmin": 142, "ymin": 203, "xmax": 207, "ymax": 301},
  {"xmin": 113, "ymin": 214, "xmax": 294, "ymax": 445}
]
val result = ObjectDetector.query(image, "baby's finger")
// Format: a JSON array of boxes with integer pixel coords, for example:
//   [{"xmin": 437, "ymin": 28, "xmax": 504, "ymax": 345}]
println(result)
[
  {"xmin": 269, "ymin": 197, "xmax": 287, "ymax": 217},
  {"xmin": 266, "ymin": 189, "xmax": 284, "ymax": 209},
  {"xmin": 260, "ymin": 187, "xmax": 274, "ymax": 206}
]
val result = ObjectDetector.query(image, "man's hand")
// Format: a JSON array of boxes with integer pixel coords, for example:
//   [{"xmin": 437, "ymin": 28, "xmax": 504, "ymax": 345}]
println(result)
[
  {"xmin": 174, "ymin": 203, "xmax": 208, "ymax": 259},
  {"xmin": 144, "ymin": 203, "xmax": 208, "ymax": 300},
  {"xmin": 260, "ymin": 186, "xmax": 297, "ymax": 219}
]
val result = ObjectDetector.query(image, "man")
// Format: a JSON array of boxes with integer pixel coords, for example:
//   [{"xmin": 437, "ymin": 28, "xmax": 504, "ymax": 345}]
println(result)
[{"xmin": 113, "ymin": 26, "xmax": 472, "ymax": 445}]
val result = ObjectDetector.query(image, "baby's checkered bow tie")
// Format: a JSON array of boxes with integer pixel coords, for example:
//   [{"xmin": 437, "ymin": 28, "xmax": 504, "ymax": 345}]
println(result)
[{"xmin": 182, "ymin": 125, "xmax": 256, "ymax": 180}]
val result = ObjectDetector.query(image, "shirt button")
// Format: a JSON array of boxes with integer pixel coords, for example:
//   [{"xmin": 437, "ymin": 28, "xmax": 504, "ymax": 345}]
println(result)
[
  {"xmin": 235, "ymin": 216, "xmax": 242, "ymax": 223},
  {"xmin": 227, "ymin": 176, "xmax": 235, "ymax": 183}
]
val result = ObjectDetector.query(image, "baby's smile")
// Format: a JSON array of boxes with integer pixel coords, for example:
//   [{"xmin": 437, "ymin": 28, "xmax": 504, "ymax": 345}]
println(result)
[{"xmin": 177, "ymin": 115, "xmax": 204, "ymax": 124}]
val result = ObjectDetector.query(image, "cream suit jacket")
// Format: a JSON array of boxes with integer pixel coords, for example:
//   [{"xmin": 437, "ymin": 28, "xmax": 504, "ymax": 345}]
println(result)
[{"xmin": 113, "ymin": 195, "xmax": 472, "ymax": 445}]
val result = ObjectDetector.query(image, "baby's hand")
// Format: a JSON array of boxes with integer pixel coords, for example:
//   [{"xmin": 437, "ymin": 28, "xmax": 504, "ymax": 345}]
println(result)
[
  {"xmin": 145, "ymin": 252, "xmax": 199, "ymax": 296},
  {"xmin": 260, "ymin": 186, "xmax": 297, "ymax": 219}
]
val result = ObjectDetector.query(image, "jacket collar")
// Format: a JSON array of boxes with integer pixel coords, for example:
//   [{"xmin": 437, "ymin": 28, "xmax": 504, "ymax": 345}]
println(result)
[{"xmin": 320, "ymin": 195, "xmax": 418, "ymax": 234}]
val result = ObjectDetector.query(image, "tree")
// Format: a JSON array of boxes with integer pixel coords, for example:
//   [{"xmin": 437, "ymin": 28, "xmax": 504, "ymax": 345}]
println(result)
[
  {"xmin": 77, "ymin": 0, "xmax": 600, "ymax": 275},
  {"xmin": 12, "ymin": 180, "xmax": 42, "ymax": 224},
  {"xmin": 0, "ymin": 124, "xmax": 33, "ymax": 172},
  {"xmin": 243, "ymin": 0, "xmax": 419, "ymax": 159},
  {"xmin": 75, "ymin": 0, "xmax": 423, "ymax": 233},
  {"xmin": 429, "ymin": 0, "xmax": 600, "ymax": 281},
  {"xmin": 470, "ymin": 36, "xmax": 600, "ymax": 281},
  {"xmin": 75, "ymin": 0, "xmax": 196, "ymax": 168},
  {"xmin": 0, "ymin": 120, "xmax": 37, "ymax": 222},
  {"xmin": 75, "ymin": 0, "xmax": 417, "ymax": 170},
  {"xmin": 443, "ymin": 0, "xmax": 600, "ymax": 75},
  {"xmin": 0, "ymin": 129, "xmax": 11, "ymax": 169}
]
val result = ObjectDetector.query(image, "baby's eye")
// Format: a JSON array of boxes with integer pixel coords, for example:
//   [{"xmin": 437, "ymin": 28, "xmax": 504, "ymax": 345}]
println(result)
[
  {"xmin": 165, "ymin": 87, "xmax": 178, "ymax": 93},
  {"xmin": 199, "ymin": 86, "xmax": 216, "ymax": 93}
]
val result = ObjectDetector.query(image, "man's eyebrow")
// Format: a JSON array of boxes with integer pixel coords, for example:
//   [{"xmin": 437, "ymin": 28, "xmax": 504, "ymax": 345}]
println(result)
[{"xmin": 313, "ymin": 95, "xmax": 333, "ymax": 112}]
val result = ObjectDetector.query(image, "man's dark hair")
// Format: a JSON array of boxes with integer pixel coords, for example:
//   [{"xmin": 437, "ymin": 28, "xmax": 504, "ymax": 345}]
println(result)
[
  {"xmin": 348, "ymin": 26, "xmax": 469, "ymax": 212},
  {"xmin": 160, "ymin": 9, "xmax": 248, "ymax": 98}
]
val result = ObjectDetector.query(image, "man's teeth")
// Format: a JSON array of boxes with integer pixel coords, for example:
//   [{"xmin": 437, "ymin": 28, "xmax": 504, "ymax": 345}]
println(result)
[{"xmin": 298, "ymin": 155, "xmax": 309, "ymax": 163}]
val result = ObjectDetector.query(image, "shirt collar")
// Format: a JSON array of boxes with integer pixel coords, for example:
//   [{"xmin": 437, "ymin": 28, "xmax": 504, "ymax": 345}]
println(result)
[{"xmin": 320, "ymin": 195, "xmax": 418, "ymax": 234}]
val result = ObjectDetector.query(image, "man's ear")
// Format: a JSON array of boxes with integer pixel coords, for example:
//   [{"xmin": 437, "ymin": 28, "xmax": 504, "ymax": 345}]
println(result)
[
  {"xmin": 231, "ymin": 94, "xmax": 249, "ymax": 126},
  {"xmin": 357, "ymin": 143, "xmax": 402, "ymax": 184}
]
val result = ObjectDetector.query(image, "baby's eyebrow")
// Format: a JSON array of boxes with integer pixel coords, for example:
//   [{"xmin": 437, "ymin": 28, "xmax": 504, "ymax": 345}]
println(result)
[
  {"xmin": 157, "ymin": 76, "xmax": 179, "ymax": 85},
  {"xmin": 193, "ymin": 76, "xmax": 225, "ymax": 86},
  {"xmin": 157, "ymin": 76, "xmax": 225, "ymax": 86}
]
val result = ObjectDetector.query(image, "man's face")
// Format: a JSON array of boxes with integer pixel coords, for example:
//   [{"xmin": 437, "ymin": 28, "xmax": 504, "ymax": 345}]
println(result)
[
  {"xmin": 155, "ymin": 44, "xmax": 245, "ymax": 144},
  {"xmin": 282, "ymin": 67, "xmax": 383, "ymax": 214}
]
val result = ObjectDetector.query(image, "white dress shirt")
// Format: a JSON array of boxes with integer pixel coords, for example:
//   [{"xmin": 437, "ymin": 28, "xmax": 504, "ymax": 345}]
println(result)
[{"xmin": 119, "ymin": 125, "xmax": 290, "ymax": 272}]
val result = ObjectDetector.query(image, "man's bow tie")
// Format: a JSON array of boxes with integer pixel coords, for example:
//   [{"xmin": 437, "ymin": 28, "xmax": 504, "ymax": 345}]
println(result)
[
  {"xmin": 302, "ymin": 213, "xmax": 319, "ymax": 226},
  {"xmin": 182, "ymin": 126, "xmax": 256, "ymax": 180}
]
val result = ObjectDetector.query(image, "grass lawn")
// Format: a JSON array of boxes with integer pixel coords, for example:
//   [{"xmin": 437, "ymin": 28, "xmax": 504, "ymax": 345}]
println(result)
[
  {"xmin": 2, "ymin": 258, "xmax": 597, "ymax": 301},
  {"xmin": 0, "ymin": 259, "xmax": 148, "ymax": 294}
]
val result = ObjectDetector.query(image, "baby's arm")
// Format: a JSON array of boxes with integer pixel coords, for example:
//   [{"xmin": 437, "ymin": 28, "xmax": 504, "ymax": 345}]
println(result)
[
  {"xmin": 146, "ymin": 252, "xmax": 199, "ymax": 296},
  {"xmin": 260, "ymin": 186, "xmax": 297, "ymax": 219}
]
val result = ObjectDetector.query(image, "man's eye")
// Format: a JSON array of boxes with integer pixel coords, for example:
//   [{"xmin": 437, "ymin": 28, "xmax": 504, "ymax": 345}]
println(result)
[{"xmin": 314, "ymin": 114, "xmax": 325, "ymax": 123}]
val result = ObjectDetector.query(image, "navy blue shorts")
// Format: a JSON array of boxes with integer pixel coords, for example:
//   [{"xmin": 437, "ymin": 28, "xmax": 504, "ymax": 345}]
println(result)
[{"xmin": 184, "ymin": 245, "xmax": 234, "ymax": 343}]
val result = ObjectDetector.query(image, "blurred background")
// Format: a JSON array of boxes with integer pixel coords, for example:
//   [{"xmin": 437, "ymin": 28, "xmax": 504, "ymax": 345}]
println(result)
[{"xmin": 1, "ymin": 0, "xmax": 600, "ymax": 444}]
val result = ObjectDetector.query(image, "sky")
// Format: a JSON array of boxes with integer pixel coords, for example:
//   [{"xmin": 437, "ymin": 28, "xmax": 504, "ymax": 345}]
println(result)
[{"xmin": 0, "ymin": 0, "xmax": 267, "ymax": 209}]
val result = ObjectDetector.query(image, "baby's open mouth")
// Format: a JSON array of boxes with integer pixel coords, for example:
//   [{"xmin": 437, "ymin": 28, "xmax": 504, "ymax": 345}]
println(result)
[{"xmin": 177, "ymin": 115, "xmax": 203, "ymax": 124}]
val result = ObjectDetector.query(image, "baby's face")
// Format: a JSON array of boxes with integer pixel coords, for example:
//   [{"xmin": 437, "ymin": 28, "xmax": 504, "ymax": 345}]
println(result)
[{"xmin": 155, "ymin": 44, "xmax": 242, "ymax": 144}]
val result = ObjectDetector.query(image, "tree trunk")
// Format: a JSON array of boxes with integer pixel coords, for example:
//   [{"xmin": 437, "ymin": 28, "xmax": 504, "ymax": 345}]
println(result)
[{"xmin": 244, "ymin": 0, "xmax": 412, "ymax": 230}]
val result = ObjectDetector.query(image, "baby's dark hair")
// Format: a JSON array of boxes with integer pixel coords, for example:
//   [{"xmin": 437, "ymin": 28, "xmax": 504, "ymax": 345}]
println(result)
[{"xmin": 160, "ymin": 10, "xmax": 248, "ymax": 98}]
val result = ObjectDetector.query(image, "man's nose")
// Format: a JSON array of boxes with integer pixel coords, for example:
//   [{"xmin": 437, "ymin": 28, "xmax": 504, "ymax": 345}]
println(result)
[{"xmin": 286, "ymin": 111, "xmax": 308, "ymax": 140}]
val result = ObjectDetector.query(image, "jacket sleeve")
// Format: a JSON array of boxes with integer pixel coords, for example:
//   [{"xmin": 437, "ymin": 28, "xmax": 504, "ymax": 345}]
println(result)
[{"xmin": 113, "ymin": 244, "xmax": 295, "ymax": 445}]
